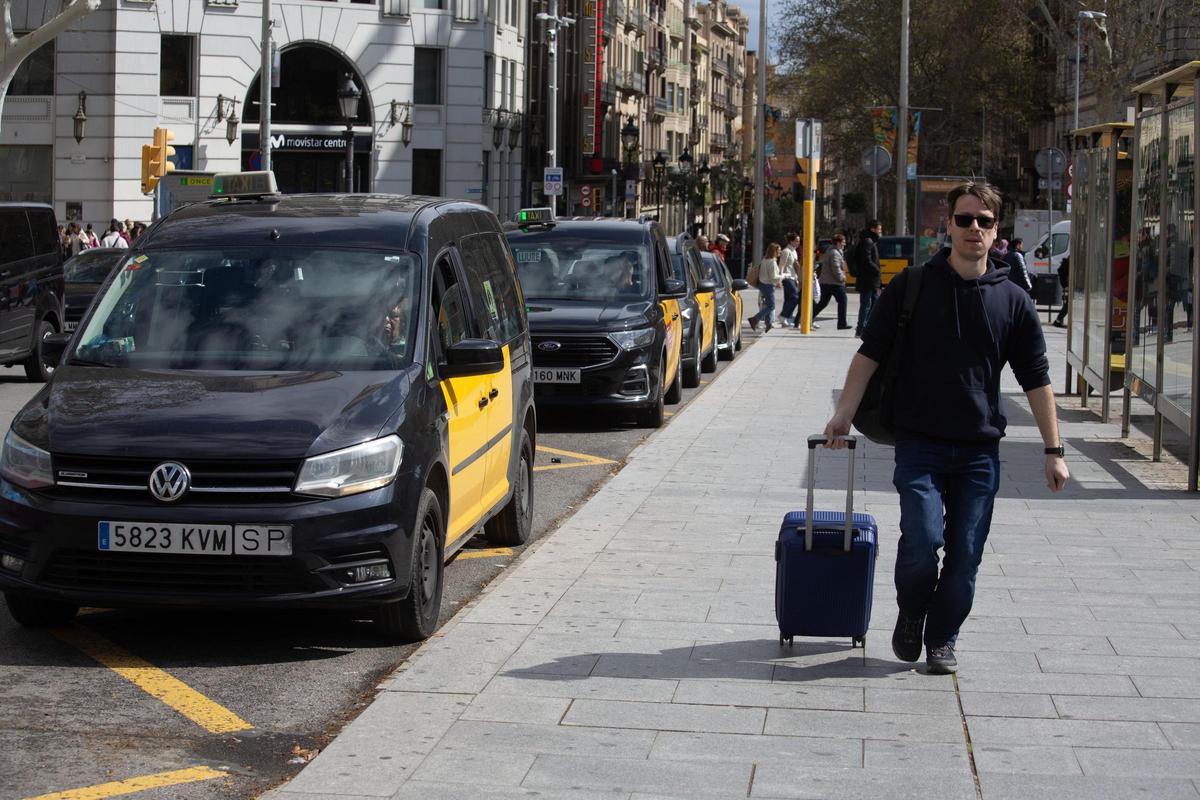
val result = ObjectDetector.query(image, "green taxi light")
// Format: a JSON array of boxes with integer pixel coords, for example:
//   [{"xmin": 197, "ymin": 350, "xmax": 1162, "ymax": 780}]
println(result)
[
  {"xmin": 211, "ymin": 171, "xmax": 279, "ymax": 199},
  {"xmin": 517, "ymin": 208, "xmax": 554, "ymax": 226}
]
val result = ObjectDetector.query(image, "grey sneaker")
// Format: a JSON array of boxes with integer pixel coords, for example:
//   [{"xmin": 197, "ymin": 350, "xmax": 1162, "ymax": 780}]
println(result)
[
  {"xmin": 927, "ymin": 643, "xmax": 958, "ymax": 674},
  {"xmin": 891, "ymin": 613, "xmax": 924, "ymax": 662}
]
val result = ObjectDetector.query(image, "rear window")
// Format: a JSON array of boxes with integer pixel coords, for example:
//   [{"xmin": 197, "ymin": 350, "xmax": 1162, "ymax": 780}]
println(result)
[
  {"xmin": 27, "ymin": 208, "xmax": 58, "ymax": 256},
  {"xmin": 65, "ymin": 250, "xmax": 125, "ymax": 283},
  {"xmin": 0, "ymin": 209, "xmax": 35, "ymax": 263}
]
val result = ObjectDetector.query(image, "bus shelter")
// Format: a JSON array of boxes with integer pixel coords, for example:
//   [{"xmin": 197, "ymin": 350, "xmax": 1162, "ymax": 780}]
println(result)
[
  {"xmin": 1065, "ymin": 123, "xmax": 1133, "ymax": 423},
  {"xmin": 1125, "ymin": 62, "xmax": 1200, "ymax": 492}
]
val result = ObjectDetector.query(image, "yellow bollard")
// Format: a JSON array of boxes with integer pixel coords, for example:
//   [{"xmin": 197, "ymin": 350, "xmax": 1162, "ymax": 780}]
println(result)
[{"xmin": 799, "ymin": 199, "xmax": 816, "ymax": 334}]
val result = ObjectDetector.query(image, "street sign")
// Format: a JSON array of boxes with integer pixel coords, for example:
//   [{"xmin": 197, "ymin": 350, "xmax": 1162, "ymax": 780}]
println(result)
[
  {"xmin": 1037, "ymin": 178, "xmax": 1063, "ymax": 190},
  {"xmin": 1035, "ymin": 147, "xmax": 1067, "ymax": 179},
  {"xmin": 580, "ymin": 196, "xmax": 592, "ymax": 208},
  {"xmin": 795, "ymin": 120, "xmax": 809, "ymax": 157},
  {"xmin": 580, "ymin": 185, "xmax": 591, "ymax": 195},
  {"xmin": 625, "ymin": 179, "xmax": 636, "ymax": 200},
  {"xmin": 860, "ymin": 146, "xmax": 891, "ymax": 178},
  {"xmin": 811, "ymin": 121, "xmax": 822, "ymax": 161},
  {"xmin": 543, "ymin": 167, "xmax": 564, "ymax": 196}
]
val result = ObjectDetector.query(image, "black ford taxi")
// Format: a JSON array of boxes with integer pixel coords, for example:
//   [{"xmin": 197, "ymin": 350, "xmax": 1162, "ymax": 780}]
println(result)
[
  {"xmin": 0, "ymin": 173, "xmax": 535, "ymax": 642},
  {"xmin": 504, "ymin": 210, "xmax": 685, "ymax": 427}
]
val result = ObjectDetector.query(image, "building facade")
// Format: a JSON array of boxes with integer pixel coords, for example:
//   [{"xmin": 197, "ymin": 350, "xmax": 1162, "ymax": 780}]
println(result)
[{"xmin": 0, "ymin": 0, "xmax": 526, "ymax": 225}]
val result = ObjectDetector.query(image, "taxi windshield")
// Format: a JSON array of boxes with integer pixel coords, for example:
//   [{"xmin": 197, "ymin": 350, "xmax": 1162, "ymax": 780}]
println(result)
[
  {"xmin": 72, "ymin": 247, "xmax": 418, "ymax": 371},
  {"xmin": 507, "ymin": 232, "xmax": 652, "ymax": 302}
]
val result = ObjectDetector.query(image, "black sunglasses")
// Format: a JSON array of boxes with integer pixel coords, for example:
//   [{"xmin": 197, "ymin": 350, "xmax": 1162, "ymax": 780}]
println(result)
[{"xmin": 952, "ymin": 213, "xmax": 997, "ymax": 230}]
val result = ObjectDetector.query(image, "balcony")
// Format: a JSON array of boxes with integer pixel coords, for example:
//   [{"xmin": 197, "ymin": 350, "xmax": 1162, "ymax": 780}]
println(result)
[
  {"xmin": 613, "ymin": 0, "xmax": 625, "ymax": 23},
  {"xmin": 690, "ymin": 79, "xmax": 705, "ymax": 102},
  {"xmin": 625, "ymin": 6, "xmax": 643, "ymax": 32},
  {"xmin": 648, "ymin": 47, "xmax": 666, "ymax": 70},
  {"xmin": 617, "ymin": 68, "xmax": 644, "ymax": 96},
  {"xmin": 601, "ymin": 81, "xmax": 617, "ymax": 104},
  {"xmin": 711, "ymin": 133, "xmax": 728, "ymax": 149},
  {"xmin": 711, "ymin": 57, "xmax": 729, "ymax": 76},
  {"xmin": 654, "ymin": 97, "xmax": 672, "ymax": 114},
  {"xmin": 669, "ymin": 17, "xmax": 685, "ymax": 39}
]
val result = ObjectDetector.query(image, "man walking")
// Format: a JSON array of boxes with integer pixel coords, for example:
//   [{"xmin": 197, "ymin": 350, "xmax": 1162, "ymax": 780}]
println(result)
[
  {"xmin": 778, "ymin": 233, "xmax": 800, "ymax": 325},
  {"xmin": 811, "ymin": 233, "xmax": 851, "ymax": 330},
  {"xmin": 851, "ymin": 220, "xmax": 882, "ymax": 336},
  {"xmin": 1004, "ymin": 237, "xmax": 1033, "ymax": 295},
  {"xmin": 823, "ymin": 182, "xmax": 1069, "ymax": 674}
]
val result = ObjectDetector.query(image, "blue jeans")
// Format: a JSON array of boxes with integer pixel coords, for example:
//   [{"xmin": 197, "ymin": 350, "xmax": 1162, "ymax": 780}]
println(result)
[
  {"xmin": 856, "ymin": 288, "xmax": 878, "ymax": 334},
  {"xmin": 751, "ymin": 284, "xmax": 776, "ymax": 326},
  {"xmin": 892, "ymin": 437, "xmax": 1001, "ymax": 648},
  {"xmin": 779, "ymin": 278, "xmax": 799, "ymax": 322}
]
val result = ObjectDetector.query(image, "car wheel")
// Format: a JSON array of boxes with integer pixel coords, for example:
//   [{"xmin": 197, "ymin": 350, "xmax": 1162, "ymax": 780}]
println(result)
[
  {"xmin": 637, "ymin": 389, "xmax": 665, "ymax": 428},
  {"xmin": 374, "ymin": 488, "xmax": 444, "ymax": 642},
  {"xmin": 719, "ymin": 322, "xmax": 735, "ymax": 361},
  {"xmin": 663, "ymin": 348, "xmax": 683, "ymax": 405},
  {"xmin": 485, "ymin": 428, "xmax": 534, "ymax": 547},
  {"xmin": 682, "ymin": 330, "xmax": 701, "ymax": 388},
  {"xmin": 734, "ymin": 326, "xmax": 743, "ymax": 352},
  {"xmin": 24, "ymin": 319, "xmax": 57, "ymax": 383},
  {"xmin": 4, "ymin": 591, "xmax": 78, "ymax": 628},
  {"xmin": 701, "ymin": 335, "xmax": 718, "ymax": 372}
]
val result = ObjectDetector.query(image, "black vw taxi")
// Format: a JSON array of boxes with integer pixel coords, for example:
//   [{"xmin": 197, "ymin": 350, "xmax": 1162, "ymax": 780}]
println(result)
[
  {"xmin": 505, "ymin": 210, "xmax": 685, "ymax": 427},
  {"xmin": 0, "ymin": 173, "xmax": 534, "ymax": 641}
]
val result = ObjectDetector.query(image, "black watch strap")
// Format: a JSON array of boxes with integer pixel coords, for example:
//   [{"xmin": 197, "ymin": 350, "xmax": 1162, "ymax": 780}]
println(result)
[{"xmin": 1045, "ymin": 446, "xmax": 1065, "ymax": 457}]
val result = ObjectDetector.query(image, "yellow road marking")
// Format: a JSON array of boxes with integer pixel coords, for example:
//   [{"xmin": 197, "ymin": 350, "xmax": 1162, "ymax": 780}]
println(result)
[
  {"xmin": 51, "ymin": 626, "xmax": 253, "ymax": 734},
  {"xmin": 533, "ymin": 445, "xmax": 617, "ymax": 472},
  {"xmin": 455, "ymin": 547, "xmax": 514, "ymax": 561},
  {"xmin": 24, "ymin": 766, "xmax": 227, "ymax": 800}
]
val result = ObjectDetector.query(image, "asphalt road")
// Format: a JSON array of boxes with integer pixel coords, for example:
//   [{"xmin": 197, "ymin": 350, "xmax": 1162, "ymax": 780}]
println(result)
[{"xmin": 0, "ymin": 324, "xmax": 760, "ymax": 800}]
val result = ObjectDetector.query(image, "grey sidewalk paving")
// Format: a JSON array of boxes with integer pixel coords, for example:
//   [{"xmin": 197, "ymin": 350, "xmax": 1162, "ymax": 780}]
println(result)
[{"xmin": 264, "ymin": 314, "xmax": 1200, "ymax": 800}]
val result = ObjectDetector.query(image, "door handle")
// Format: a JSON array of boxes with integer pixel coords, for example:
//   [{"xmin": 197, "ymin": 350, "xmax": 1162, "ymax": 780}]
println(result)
[
  {"xmin": 489, "ymin": 388, "xmax": 499, "ymax": 399},
  {"xmin": 672, "ymin": 313, "xmax": 679, "ymax": 320},
  {"xmin": 478, "ymin": 396, "xmax": 489, "ymax": 409}
]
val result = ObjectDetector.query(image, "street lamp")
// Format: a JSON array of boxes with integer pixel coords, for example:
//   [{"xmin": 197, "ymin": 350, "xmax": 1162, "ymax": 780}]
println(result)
[
  {"xmin": 1074, "ymin": 10, "xmax": 1108, "ymax": 135},
  {"xmin": 652, "ymin": 151, "xmax": 667, "ymax": 220},
  {"xmin": 72, "ymin": 91, "xmax": 87, "ymax": 145},
  {"xmin": 337, "ymin": 73, "xmax": 361, "ymax": 192},
  {"xmin": 620, "ymin": 118, "xmax": 639, "ymax": 218},
  {"xmin": 225, "ymin": 101, "xmax": 240, "ymax": 146},
  {"xmin": 677, "ymin": 149, "xmax": 693, "ymax": 231},
  {"xmin": 696, "ymin": 158, "xmax": 711, "ymax": 236}
]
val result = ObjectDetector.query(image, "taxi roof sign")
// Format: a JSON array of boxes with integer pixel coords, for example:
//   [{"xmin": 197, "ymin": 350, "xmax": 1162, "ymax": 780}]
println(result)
[
  {"xmin": 516, "ymin": 207, "xmax": 555, "ymax": 227},
  {"xmin": 211, "ymin": 171, "xmax": 280, "ymax": 199}
]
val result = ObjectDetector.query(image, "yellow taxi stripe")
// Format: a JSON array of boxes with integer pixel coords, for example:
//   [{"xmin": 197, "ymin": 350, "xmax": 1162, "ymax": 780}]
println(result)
[
  {"xmin": 52, "ymin": 626, "xmax": 253, "ymax": 734},
  {"xmin": 23, "ymin": 766, "xmax": 227, "ymax": 800},
  {"xmin": 455, "ymin": 547, "xmax": 514, "ymax": 561},
  {"xmin": 533, "ymin": 446, "xmax": 617, "ymax": 472}
]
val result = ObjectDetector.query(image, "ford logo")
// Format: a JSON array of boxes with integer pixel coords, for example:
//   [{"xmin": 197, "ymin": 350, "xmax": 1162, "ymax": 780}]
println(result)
[
  {"xmin": 148, "ymin": 462, "xmax": 191, "ymax": 503},
  {"xmin": 538, "ymin": 341, "xmax": 562, "ymax": 352}
]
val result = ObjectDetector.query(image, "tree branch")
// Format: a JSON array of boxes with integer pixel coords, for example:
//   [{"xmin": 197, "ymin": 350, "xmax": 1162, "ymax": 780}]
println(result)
[{"xmin": 2, "ymin": 0, "xmax": 100, "ymax": 82}]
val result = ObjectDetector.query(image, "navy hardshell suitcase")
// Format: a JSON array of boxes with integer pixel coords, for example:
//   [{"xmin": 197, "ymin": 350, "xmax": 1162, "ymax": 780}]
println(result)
[{"xmin": 774, "ymin": 435, "xmax": 878, "ymax": 648}]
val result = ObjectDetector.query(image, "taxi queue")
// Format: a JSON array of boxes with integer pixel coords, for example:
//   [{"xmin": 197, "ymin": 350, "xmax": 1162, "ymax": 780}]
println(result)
[{"xmin": 0, "ymin": 174, "xmax": 748, "ymax": 646}]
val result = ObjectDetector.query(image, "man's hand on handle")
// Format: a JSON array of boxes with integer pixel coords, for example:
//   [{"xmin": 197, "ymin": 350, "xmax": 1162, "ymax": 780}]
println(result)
[{"xmin": 823, "ymin": 411, "xmax": 853, "ymax": 449}]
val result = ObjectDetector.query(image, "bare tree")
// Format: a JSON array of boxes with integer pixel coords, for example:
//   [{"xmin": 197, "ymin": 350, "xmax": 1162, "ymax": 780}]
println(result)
[{"xmin": 1, "ymin": 0, "xmax": 100, "ymax": 133}]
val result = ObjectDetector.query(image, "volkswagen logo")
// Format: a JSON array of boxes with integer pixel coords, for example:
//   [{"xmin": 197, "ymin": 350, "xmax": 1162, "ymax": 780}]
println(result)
[
  {"xmin": 148, "ymin": 462, "xmax": 191, "ymax": 503},
  {"xmin": 538, "ymin": 340, "xmax": 562, "ymax": 352}
]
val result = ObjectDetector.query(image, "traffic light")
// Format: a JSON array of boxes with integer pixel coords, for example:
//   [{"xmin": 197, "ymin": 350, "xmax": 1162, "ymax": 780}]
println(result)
[{"xmin": 140, "ymin": 127, "xmax": 176, "ymax": 194}]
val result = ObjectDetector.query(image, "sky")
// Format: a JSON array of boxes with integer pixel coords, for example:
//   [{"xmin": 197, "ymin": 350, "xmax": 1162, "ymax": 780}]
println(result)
[{"xmin": 728, "ymin": 0, "xmax": 783, "ymax": 58}]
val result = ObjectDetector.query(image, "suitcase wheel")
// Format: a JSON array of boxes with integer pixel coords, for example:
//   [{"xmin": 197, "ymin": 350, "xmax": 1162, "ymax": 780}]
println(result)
[
  {"xmin": 852, "ymin": 636, "xmax": 865, "ymax": 649},
  {"xmin": 779, "ymin": 635, "xmax": 793, "ymax": 647}
]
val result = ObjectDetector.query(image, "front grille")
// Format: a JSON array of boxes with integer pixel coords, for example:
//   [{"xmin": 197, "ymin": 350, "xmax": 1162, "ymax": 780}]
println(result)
[
  {"xmin": 41, "ymin": 549, "xmax": 313, "ymax": 595},
  {"xmin": 48, "ymin": 455, "xmax": 301, "ymax": 505},
  {"xmin": 0, "ymin": 531, "xmax": 32, "ymax": 559},
  {"xmin": 531, "ymin": 336, "xmax": 618, "ymax": 368}
]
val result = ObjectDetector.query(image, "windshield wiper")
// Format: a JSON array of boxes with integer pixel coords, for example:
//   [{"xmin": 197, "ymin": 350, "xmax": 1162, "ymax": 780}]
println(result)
[{"xmin": 67, "ymin": 357, "xmax": 117, "ymax": 367}]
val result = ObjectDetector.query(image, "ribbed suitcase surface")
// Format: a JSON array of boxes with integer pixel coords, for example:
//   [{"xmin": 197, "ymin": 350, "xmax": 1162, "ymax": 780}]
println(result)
[{"xmin": 775, "ymin": 437, "xmax": 879, "ymax": 647}]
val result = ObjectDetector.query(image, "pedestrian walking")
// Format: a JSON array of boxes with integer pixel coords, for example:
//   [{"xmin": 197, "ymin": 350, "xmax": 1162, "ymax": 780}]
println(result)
[
  {"xmin": 121, "ymin": 219, "xmax": 134, "ymax": 245},
  {"xmin": 811, "ymin": 233, "xmax": 851, "ymax": 330},
  {"xmin": 1003, "ymin": 237, "xmax": 1033, "ymax": 295},
  {"xmin": 1053, "ymin": 255, "xmax": 1070, "ymax": 327},
  {"xmin": 778, "ymin": 233, "xmax": 800, "ymax": 325},
  {"xmin": 84, "ymin": 224, "xmax": 100, "ymax": 249},
  {"xmin": 100, "ymin": 219, "xmax": 129, "ymax": 249},
  {"xmin": 711, "ymin": 233, "xmax": 730, "ymax": 262},
  {"xmin": 67, "ymin": 222, "xmax": 87, "ymax": 256},
  {"xmin": 850, "ymin": 220, "xmax": 883, "ymax": 336},
  {"xmin": 822, "ymin": 181, "xmax": 1070, "ymax": 675},
  {"xmin": 748, "ymin": 243, "xmax": 782, "ymax": 333}
]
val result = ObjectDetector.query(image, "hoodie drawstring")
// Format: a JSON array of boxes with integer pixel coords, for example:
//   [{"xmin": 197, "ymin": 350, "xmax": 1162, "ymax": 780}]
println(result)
[{"xmin": 975, "ymin": 283, "xmax": 1001, "ymax": 362}]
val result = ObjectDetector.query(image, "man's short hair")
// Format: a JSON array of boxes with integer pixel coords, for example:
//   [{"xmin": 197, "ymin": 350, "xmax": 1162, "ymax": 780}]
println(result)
[
  {"xmin": 1010, "ymin": 237, "xmax": 1023, "ymax": 248},
  {"xmin": 946, "ymin": 181, "xmax": 1002, "ymax": 217},
  {"xmin": 785, "ymin": 231, "xmax": 799, "ymax": 242},
  {"xmin": 866, "ymin": 219, "xmax": 880, "ymax": 230}
]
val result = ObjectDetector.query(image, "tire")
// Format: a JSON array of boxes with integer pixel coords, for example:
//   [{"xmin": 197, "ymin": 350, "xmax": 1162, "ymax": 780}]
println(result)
[
  {"xmin": 374, "ymin": 488, "xmax": 444, "ymax": 642},
  {"xmin": 734, "ymin": 326, "xmax": 743, "ymax": 352},
  {"xmin": 485, "ymin": 428, "xmax": 534, "ymax": 547},
  {"xmin": 24, "ymin": 318, "xmax": 57, "ymax": 383},
  {"xmin": 638, "ymin": 367, "xmax": 667, "ymax": 427},
  {"xmin": 5, "ymin": 592, "xmax": 78, "ymax": 628},
  {"xmin": 663, "ymin": 348, "xmax": 683, "ymax": 405},
  {"xmin": 701, "ymin": 335, "xmax": 718, "ymax": 372},
  {"xmin": 682, "ymin": 330, "xmax": 701, "ymax": 388}
]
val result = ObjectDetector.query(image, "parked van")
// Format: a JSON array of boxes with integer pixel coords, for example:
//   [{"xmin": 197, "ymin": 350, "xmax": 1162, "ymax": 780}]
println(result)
[
  {"xmin": 0, "ymin": 203, "xmax": 65, "ymax": 381},
  {"xmin": 1028, "ymin": 220, "xmax": 1071, "ymax": 275}
]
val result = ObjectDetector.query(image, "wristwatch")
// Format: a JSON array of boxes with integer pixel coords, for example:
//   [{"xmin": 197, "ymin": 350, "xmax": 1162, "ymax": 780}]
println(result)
[{"xmin": 1044, "ymin": 445, "xmax": 1065, "ymax": 457}]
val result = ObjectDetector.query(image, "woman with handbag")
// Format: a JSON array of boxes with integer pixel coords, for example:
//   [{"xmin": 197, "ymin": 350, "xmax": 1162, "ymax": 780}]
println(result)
[{"xmin": 748, "ymin": 243, "xmax": 782, "ymax": 332}]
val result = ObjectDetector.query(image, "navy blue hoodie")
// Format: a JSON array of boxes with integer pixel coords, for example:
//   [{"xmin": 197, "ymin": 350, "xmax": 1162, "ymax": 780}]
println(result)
[{"xmin": 858, "ymin": 248, "xmax": 1050, "ymax": 442}]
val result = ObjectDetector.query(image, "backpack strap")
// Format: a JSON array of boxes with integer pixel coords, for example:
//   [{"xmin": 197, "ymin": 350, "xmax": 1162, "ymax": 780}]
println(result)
[{"xmin": 883, "ymin": 266, "xmax": 924, "ymax": 380}]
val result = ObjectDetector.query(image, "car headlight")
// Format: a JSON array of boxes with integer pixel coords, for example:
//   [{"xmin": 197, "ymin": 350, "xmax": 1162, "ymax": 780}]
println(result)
[
  {"xmin": 0, "ymin": 430, "xmax": 54, "ymax": 490},
  {"xmin": 294, "ymin": 435, "xmax": 403, "ymax": 498},
  {"xmin": 609, "ymin": 328, "xmax": 656, "ymax": 351}
]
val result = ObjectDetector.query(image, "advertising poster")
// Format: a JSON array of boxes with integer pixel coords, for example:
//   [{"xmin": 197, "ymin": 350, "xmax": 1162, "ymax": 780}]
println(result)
[
  {"xmin": 871, "ymin": 109, "xmax": 921, "ymax": 179},
  {"xmin": 915, "ymin": 177, "xmax": 969, "ymax": 259}
]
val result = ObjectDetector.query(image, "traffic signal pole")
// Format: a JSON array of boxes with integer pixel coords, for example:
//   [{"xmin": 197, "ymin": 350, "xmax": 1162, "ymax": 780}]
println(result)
[
  {"xmin": 799, "ymin": 121, "xmax": 815, "ymax": 335},
  {"xmin": 752, "ymin": 0, "xmax": 766, "ymax": 276}
]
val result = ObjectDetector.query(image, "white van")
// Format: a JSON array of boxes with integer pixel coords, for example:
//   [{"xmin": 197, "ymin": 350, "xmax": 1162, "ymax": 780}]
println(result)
[{"xmin": 1027, "ymin": 220, "xmax": 1070, "ymax": 276}]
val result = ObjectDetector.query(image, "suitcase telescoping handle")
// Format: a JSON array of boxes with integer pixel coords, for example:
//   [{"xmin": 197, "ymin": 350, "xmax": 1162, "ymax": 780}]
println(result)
[{"xmin": 805, "ymin": 434, "xmax": 857, "ymax": 553}]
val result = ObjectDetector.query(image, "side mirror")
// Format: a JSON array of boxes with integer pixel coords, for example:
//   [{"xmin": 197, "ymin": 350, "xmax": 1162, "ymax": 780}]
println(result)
[
  {"xmin": 1034, "ymin": 247, "xmax": 1047, "ymax": 259},
  {"xmin": 42, "ymin": 332, "xmax": 71, "ymax": 367},
  {"xmin": 662, "ymin": 278, "xmax": 687, "ymax": 298},
  {"xmin": 731, "ymin": 279, "xmax": 750, "ymax": 291},
  {"xmin": 441, "ymin": 338, "xmax": 504, "ymax": 378},
  {"xmin": 696, "ymin": 279, "xmax": 717, "ymax": 294}
]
